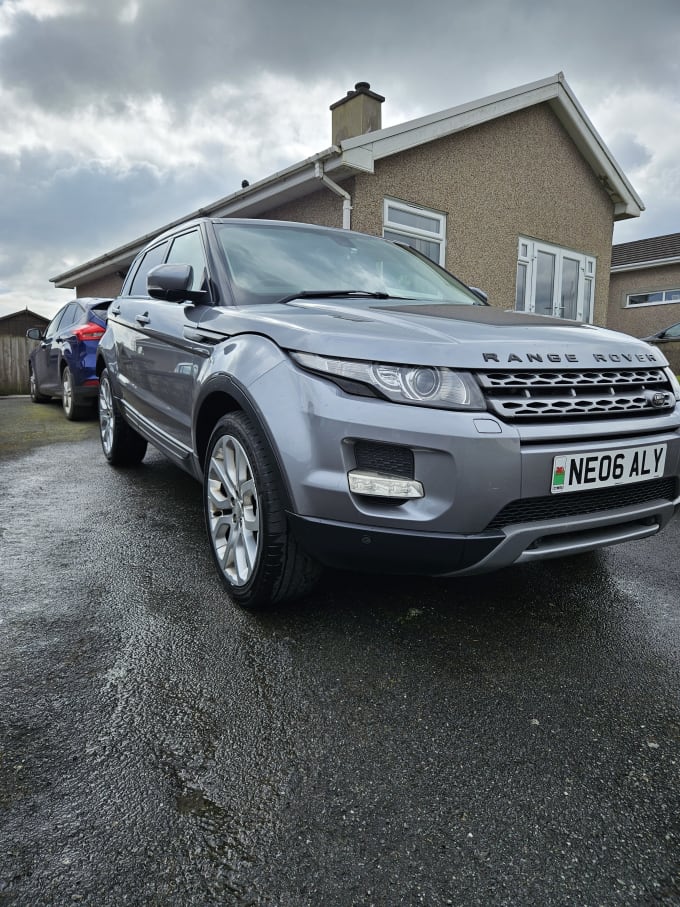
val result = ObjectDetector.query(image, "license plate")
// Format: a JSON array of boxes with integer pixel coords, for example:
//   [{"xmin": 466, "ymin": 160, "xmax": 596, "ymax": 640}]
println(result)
[{"xmin": 551, "ymin": 444, "xmax": 666, "ymax": 494}]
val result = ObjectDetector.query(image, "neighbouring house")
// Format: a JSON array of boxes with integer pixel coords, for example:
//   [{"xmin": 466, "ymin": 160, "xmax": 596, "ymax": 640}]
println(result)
[
  {"xmin": 607, "ymin": 233, "xmax": 680, "ymax": 338},
  {"xmin": 51, "ymin": 73, "xmax": 644, "ymax": 328},
  {"xmin": 0, "ymin": 308, "xmax": 49, "ymax": 395}
]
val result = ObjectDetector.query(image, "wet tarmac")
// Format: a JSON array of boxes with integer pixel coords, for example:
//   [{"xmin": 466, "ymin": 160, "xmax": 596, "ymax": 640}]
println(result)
[{"xmin": 1, "ymin": 395, "xmax": 680, "ymax": 906}]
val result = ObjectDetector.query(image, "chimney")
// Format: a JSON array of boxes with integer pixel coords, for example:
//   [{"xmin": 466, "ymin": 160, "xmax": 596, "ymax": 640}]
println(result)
[{"xmin": 330, "ymin": 81, "xmax": 385, "ymax": 145}]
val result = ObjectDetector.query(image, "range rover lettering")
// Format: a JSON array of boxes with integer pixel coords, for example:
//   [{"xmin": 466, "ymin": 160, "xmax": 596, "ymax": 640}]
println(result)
[{"xmin": 96, "ymin": 219, "xmax": 680, "ymax": 609}]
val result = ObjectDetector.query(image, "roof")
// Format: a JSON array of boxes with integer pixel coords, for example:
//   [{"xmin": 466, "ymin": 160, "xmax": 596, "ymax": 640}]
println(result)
[
  {"xmin": 611, "ymin": 232, "xmax": 680, "ymax": 272},
  {"xmin": 0, "ymin": 307, "xmax": 50, "ymax": 324},
  {"xmin": 51, "ymin": 72, "xmax": 644, "ymax": 290}
]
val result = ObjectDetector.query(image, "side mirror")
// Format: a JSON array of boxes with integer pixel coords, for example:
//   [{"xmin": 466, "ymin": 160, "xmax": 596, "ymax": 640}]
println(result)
[
  {"xmin": 147, "ymin": 264, "xmax": 207, "ymax": 303},
  {"xmin": 26, "ymin": 327, "xmax": 43, "ymax": 340}
]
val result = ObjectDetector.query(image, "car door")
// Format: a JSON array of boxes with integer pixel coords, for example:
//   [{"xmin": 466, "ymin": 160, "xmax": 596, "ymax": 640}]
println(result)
[
  {"xmin": 34, "ymin": 304, "xmax": 77, "ymax": 392},
  {"xmin": 111, "ymin": 228, "xmax": 211, "ymax": 451},
  {"xmin": 110, "ymin": 239, "xmax": 170, "ymax": 421}
]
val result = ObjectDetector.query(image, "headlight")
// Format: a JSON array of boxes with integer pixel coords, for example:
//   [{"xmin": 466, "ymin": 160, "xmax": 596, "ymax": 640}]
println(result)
[
  {"xmin": 664, "ymin": 367, "xmax": 680, "ymax": 401},
  {"xmin": 290, "ymin": 351, "xmax": 486, "ymax": 411}
]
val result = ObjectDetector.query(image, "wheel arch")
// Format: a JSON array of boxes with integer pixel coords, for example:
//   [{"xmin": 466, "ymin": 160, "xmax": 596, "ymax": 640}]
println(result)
[{"xmin": 195, "ymin": 377, "xmax": 295, "ymax": 511}]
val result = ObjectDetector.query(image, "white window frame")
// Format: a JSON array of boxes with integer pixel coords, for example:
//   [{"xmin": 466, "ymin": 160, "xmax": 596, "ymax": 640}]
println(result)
[
  {"xmin": 516, "ymin": 237, "xmax": 596, "ymax": 323},
  {"xmin": 625, "ymin": 288, "xmax": 680, "ymax": 308},
  {"xmin": 383, "ymin": 198, "xmax": 446, "ymax": 266}
]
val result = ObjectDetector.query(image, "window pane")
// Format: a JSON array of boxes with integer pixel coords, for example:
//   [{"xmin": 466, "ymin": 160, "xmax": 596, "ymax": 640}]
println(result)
[
  {"xmin": 664, "ymin": 289, "xmax": 680, "ymax": 302},
  {"xmin": 383, "ymin": 229, "xmax": 441, "ymax": 263},
  {"xmin": 561, "ymin": 257, "xmax": 579, "ymax": 320},
  {"xmin": 535, "ymin": 250, "xmax": 556, "ymax": 316},
  {"xmin": 129, "ymin": 242, "xmax": 169, "ymax": 296},
  {"xmin": 515, "ymin": 262, "xmax": 527, "ymax": 311},
  {"xmin": 167, "ymin": 231, "xmax": 206, "ymax": 291},
  {"xmin": 387, "ymin": 206, "xmax": 440, "ymax": 234},
  {"xmin": 583, "ymin": 278, "xmax": 593, "ymax": 323}
]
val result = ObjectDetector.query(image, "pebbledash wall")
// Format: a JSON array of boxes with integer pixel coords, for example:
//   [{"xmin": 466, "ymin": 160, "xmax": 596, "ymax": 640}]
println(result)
[{"xmin": 608, "ymin": 264, "xmax": 680, "ymax": 337}]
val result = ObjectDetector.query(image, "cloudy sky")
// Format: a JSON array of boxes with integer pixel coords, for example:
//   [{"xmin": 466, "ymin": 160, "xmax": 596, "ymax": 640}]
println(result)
[{"xmin": 1, "ymin": 0, "xmax": 679, "ymax": 319}]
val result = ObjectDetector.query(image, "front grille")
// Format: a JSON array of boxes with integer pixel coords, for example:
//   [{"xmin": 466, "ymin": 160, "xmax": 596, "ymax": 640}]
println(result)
[
  {"xmin": 485, "ymin": 476, "xmax": 678, "ymax": 531},
  {"xmin": 477, "ymin": 368, "xmax": 675, "ymax": 421},
  {"xmin": 353, "ymin": 440, "xmax": 415, "ymax": 479}
]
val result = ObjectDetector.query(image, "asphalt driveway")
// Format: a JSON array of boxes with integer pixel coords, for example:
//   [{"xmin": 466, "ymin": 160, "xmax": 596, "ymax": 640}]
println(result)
[{"xmin": 1, "ymin": 396, "xmax": 680, "ymax": 906}]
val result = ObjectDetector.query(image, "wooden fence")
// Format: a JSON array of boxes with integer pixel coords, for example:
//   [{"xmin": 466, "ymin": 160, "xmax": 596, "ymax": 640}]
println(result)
[{"xmin": 0, "ymin": 336, "xmax": 35, "ymax": 395}]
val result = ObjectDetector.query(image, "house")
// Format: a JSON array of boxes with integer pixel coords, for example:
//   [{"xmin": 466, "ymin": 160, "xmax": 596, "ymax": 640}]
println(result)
[
  {"xmin": 0, "ymin": 308, "xmax": 49, "ymax": 395},
  {"xmin": 607, "ymin": 233, "xmax": 680, "ymax": 338},
  {"xmin": 51, "ymin": 73, "xmax": 643, "ymax": 328}
]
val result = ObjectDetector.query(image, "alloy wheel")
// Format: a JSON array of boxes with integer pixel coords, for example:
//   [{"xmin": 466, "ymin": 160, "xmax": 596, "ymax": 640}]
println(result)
[
  {"xmin": 99, "ymin": 375, "xmax": 114, "ymax": 456},
  {"xmin": 206, "ymin": 434, "xmax": 260, "ymax": 587}
]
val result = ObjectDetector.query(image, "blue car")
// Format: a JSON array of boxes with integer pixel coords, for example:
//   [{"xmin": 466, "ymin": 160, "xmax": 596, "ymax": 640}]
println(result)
[{"xmin": 26, "ymin": 298, "xmax": 111, "ymax": 420}]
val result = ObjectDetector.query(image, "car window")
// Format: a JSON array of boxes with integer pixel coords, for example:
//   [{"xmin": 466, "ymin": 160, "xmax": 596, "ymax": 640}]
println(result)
[
  {"xmin": 44, "ymin": 308, "xmax": 66, "ymax": 340},
  {"xmin": 665, "ymin": 323, "xmax": 680, "ymax": 339},
  {"xmin": 127, "ymin": 241, "xmax": 170, "ymax": 296},
  {"xmin": 166, "ymin": 230, "xmax": 207, "ymax": 291},
  {"xmin": 89, "ymin": 300, "xmax": 111, "ymax": 320},
  {"xmin": 68, "ymin": 304, "xmax": 88, "ymax": 327},
  {"xmin": 45, "ymin": 303, "xmax": 77, "ymax": 339}
]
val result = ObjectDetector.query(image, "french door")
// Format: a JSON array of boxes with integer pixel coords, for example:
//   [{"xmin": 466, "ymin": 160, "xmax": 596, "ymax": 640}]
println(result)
[{"xmin": 515, "ymin": 238, "xmax": 595, "ymax": 323}]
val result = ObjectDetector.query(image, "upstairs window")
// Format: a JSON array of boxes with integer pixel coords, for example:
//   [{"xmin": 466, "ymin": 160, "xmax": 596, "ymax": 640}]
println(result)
[
  {"xmin": 515, "ymin": 237, "xmax": 596, "ymax": 323},
  {"xmin": 383, "ymin": 198, "xmax": 446, "ymax": 266}
]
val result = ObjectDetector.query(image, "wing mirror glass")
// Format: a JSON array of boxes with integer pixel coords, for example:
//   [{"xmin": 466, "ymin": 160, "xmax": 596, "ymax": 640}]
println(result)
[{"xmin": 26, "ymin": 327, "xmax": 43, "ymax": 340}]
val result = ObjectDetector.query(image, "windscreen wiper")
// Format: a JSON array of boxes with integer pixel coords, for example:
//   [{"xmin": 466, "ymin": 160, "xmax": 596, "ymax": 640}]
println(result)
[{"xmin": 276, "ymin": 289, "xmax": 391, "ymax": 304}]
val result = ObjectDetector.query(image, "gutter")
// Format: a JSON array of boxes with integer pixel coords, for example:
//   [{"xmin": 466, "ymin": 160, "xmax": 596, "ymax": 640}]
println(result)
[{"xmin": 611, "ymin": 256, "xmax": 680, "ymax": 274}]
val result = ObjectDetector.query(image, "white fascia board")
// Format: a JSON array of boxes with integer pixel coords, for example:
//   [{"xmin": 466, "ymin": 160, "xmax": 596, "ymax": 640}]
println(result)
[
  {"xmin": 547, "ymin": 77, "xmax": 644, "ymax": 219},
  {"xmin": 611, "ymin": 257, "xmax": 680, "ymax": 273},
  {"xmin": 335, "ymin": 146, "xmax": 375, "ymax": 173}
]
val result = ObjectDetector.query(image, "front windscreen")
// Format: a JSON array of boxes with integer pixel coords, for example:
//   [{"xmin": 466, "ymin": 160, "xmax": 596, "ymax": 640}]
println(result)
[{"xmin": 213, "ymin": 222, "xmax": 484, "ymax": 307}]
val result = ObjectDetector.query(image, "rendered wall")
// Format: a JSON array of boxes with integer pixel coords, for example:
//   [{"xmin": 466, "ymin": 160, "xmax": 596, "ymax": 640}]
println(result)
[{"xmin": 75, "ymin": 272, "xmax": 126, "ymax": 299}]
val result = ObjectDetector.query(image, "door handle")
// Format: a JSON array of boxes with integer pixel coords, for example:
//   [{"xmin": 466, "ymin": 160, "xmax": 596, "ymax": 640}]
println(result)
[
  {"xmin": 135, "ymin": 312, "xmax": 150, "ymax": 326},
  {"xmin": 110, "ymin": 304, "xmax": 121, "ymax": 316}
]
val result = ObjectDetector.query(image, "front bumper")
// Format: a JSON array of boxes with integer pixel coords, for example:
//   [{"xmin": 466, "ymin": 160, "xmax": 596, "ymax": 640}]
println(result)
[
  {"xmin": 250, "ymin": 360, "xmax": 680, "ymax": 576},
  {"xmin": 289, "ymin": 493, "xmax": 678, "ymax": 576}
]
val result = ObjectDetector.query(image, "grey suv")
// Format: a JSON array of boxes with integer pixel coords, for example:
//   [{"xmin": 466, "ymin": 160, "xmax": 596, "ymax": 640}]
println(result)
[{"xmin": 97, "ymin": 218, "xmax": 680, "ymax": 608}]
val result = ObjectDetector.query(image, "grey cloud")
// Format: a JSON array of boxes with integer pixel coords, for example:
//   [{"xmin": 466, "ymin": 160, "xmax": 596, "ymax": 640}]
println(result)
[
  {"xmin": 1, "ymin": 0, "xmax": 679, "ymax": 315},
  {"xmin": 2, "ymin": 0, "xmax": 679, "ymax": 118},
  {"xmin": 607, "ymin": 133, "xmax": 653, "ymax": 174},
  {"xmin": 0, "ymin": 147, "xmax": 235, "ymax": 277}
]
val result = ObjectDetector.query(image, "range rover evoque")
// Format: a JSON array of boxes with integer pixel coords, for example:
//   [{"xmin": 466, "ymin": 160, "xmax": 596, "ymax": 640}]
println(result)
[{"xmin": 96, "ymin": 218, "xmax": 680, "ymax": 608}]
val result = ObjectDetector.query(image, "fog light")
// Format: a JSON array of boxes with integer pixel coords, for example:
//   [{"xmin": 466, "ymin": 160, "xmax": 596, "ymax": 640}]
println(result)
[{"xmin": 348, "ymin": 469, "xmax": 424, "ymax": 499}]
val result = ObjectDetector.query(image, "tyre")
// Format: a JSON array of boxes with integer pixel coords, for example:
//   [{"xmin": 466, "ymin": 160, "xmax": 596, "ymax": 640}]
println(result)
[
  {"xmin": 62, "ymin": 366, "xmax": 90, "ymax": 421},
  {"xmin": 204, "ymin": 412, "xmax": 321, "ymax": 609},
  {"xmin": 29, "ymin": 368, "xmax": 50, "ymax": 403},
  {"xmin": 98, "ymin": 368, "xmax": 148, "ymax": 465}
]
